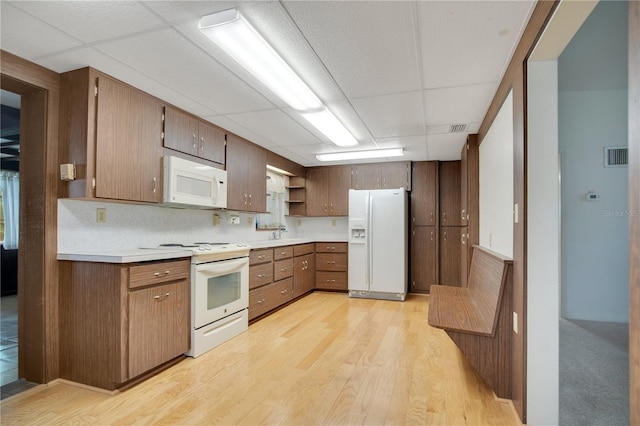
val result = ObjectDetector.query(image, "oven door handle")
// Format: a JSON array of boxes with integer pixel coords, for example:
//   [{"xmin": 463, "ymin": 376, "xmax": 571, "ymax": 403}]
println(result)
[{"xmin": 195, "ymin": 257, "xmax": 248, "ymax": 276}]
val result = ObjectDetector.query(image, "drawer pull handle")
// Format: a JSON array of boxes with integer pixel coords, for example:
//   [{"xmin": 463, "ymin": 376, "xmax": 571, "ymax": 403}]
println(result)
[
  {"xmin": 327, "ymin": 246, "xmax": 335, "ymax": 250},
  {"xmin": 257, "ymin": 273, "xmax": 266, "ymax": 279},
  {"xmin": 153, "ymin": 270, "xmax": 170, "ymax": 277},
  {"xmin": 327, "ymin": 261, "xmax": 336, "ymax": 265},
  {"xmin": 257, "ymin": 299, "xmax": 265, "ymax": 304},
  {"xmin": 281, "ymin": 289, "xmax": 288, "ymax": 294},
  {"xmin": 154, "ymin": 292, "xmax": 170, "ymax": 300},
  {"xmin": 257, "ymin": 255, "xmax": 265, "ymax": 260},
  {"xmin": 281, "ymin": 251, "xmax": 287, "ymax": 256},
  {"xmin": 326, "ymin": 279, "xmax": 336, "ymax": 283},
  {"xmin": 281, "ymin": 268, "xmax": 287, "ymax": 272}
]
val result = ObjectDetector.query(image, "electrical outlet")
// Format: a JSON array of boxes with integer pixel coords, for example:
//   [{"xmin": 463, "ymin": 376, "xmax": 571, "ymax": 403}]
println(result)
[
  {"xmin": 247, "ymin": 215, "xmax": 254, "ymax": 226},
  {"xmin": 297, "ymin": 219, "xmax": 302, "ymax": 226},
  {"xmin": 96, "ymin": 208, "xmax": 107, "ymax": 224},
  {"xmin": 513, "ymin": 312, "xmax": 518, "ymax": 334},
  {"xmin": 213, "ymin": 213, "xmax": 221, "ymax": 226},
  {"xmin": 331, "ymin": 219, "xmax": 336, "ymax": 226}
]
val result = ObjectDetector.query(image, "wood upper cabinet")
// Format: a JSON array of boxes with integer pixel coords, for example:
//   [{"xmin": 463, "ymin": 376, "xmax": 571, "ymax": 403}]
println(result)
[
  {"xmin": 59, "ymin": 258, "xmax": 190, "ymax": 390},
  {"xmin": 411, "ymin": 161, "xmax": 438, "ymax": 226},
  {"xmin": 61, "ymin": 67, "xmax": 164, "ymax": 203},
  {"xmin": 306, "ymin": 166, "xmax": 351, "ymax": 216},
  {"xmin": 439, "ymin": 161, "xmax": 462, "ymax": 226},
  {"xmin": 163, "ymin": 106, "xmax": 225, "ymax": 165},
  {"xmin": 351, "ymin": 162, "xmax": 411, "ymax": 190},
  {"xmin": 226, "ymin": 133, "xmax": 267, "ymax": 212},
  {"xmin": 411, "ymin": 226, "xmax": 438, "ymax": 293}
]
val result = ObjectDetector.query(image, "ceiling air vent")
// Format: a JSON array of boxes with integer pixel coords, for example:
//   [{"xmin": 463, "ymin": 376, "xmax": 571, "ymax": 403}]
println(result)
[
  {"xmin": 604, "ymin": 146, "xmax": 628, "ymax": 167},
  {"xmin": 449, "ymin": 124, "xmax": 467, "ymax": 133}
]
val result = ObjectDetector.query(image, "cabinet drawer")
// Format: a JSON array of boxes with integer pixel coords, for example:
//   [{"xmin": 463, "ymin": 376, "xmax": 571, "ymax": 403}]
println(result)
[
  {"xmin": 250, "ymin": 249, "xmax": 273, "ymax": 265},
  {"xmin": 316, "ymin": 271, "xmax": 347, "ymax": 290},
  {"xmin": 249, "ymin": 277, "xmax": 294, "ymax": 320},
  {"xmin": 249, "ymin": 262, "xmax": 273, "ymax": 290},
  {"xmin": 293, "ymin": 243, "xmax": 314, "ymax": 257},
  {"xmin": 129, "ymin": 259, "xmax": 190, "ymax": 289},
  {"xmin": 273, "ymin": 247, "xmax": 293, "ymax": 260},
  {"xmin": 315, "ymin": 242, "xmax": 347, "ymax": 253},
  {"xmin": 316, "ymin": 253, "xmax": 347, "ymax": 272},
  {"xmin": 273, "ymin": 258, "xmax": 294, "ymax": 281}
]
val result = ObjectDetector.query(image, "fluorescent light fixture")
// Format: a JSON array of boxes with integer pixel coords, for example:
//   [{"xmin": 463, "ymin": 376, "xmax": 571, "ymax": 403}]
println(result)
[
  {"xmin": 316, "ymin": 148, "xmax": 404, "ymax": 162},
  {"xmin": 266, "ymin": 164, "xmax": 294, "ymax": 176},
  {"xmin": 199, "ymin": 9, "xmax": 322, "ymax": 112},
  {"xmin": 301, "ymin": 108, "xmax": 358, "ymax": 147}
]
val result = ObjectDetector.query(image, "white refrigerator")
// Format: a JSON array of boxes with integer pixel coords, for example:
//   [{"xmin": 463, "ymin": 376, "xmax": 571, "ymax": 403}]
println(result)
[{"xmin": 348, "ymin": 188, "xmax": 408, "ymax": 301}]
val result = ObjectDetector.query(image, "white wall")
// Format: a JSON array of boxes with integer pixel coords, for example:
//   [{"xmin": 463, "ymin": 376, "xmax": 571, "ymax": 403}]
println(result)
[
  {"xmin": 559, "ymin": 89, "xmax": 629, "ymax": 322},
  {"xmin": 479, "ymin": 90, "xmax": 514, "ymax": 257},
  {"xmin": 527, "ymin": 59, "xmax": 560, "ymax": 426},
  {"xmin": 58, "ymin": 199, "xmax": 349, "ymax": 253}
]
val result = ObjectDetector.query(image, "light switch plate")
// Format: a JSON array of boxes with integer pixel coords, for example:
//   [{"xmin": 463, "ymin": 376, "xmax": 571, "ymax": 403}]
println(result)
[{"xmin": 96, "ymin": 208, "xmax": 106, "ymax": 224}]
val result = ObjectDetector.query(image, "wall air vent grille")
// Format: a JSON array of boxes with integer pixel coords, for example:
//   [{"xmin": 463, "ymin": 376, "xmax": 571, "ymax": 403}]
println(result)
[
  {"xmin": 604, "ymin": 146, "xmax": 628, "ymax": 167},
  {"xmin": 449, "ymin": 124, "xmax": 467, "ymax": 133}
]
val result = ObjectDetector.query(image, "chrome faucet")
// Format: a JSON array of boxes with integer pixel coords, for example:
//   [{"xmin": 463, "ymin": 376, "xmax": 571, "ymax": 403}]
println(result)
[{"xmin": 270, "ymin": 224, "xmax": 286, "ymax": 240}]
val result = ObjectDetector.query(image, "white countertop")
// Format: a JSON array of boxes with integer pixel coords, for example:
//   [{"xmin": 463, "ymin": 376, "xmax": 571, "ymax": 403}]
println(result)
[
  {"xmin": 248, "ymin": 237, "xmax": 348, "ymax": 249},
  {"xmin": 57, "ymin": 248, "xmax": 193, "ymax": 264}
]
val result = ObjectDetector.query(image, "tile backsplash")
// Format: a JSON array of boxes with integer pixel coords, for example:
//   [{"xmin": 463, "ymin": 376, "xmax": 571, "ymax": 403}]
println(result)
[{"xmin": 58, "ymin": 199, "xmax": 348, "ymax": 253}]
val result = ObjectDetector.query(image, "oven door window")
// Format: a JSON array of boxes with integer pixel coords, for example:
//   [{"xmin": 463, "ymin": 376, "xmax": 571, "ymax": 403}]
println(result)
[{"xmin": 207, "ymin": 271, "xmax": 241, "ymax": 309}]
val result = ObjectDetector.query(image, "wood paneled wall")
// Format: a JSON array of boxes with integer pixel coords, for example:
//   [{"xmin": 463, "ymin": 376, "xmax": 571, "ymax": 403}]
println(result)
[
  {"xmin": 0, "ymin": 50, "xmax": 61, "ymax": 383},
  {"xmin": 476, "ymin": 2, "xmax": 559, "ymax": 422},
  {"xmin": 629, "ymin": 2, "xmax": 639, "ymax": 424}
]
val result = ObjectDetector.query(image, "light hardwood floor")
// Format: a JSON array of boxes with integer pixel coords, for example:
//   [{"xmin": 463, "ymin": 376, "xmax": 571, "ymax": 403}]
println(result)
[{"xmin": 0, "ymin": 292, "xmax": 519, "ymax": 425}]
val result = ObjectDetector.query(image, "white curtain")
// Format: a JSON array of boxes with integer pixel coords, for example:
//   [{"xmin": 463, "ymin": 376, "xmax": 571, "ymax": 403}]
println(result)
[{"xmin": 0, "ymin": 171, "xmax": 19, "ymax": 249}]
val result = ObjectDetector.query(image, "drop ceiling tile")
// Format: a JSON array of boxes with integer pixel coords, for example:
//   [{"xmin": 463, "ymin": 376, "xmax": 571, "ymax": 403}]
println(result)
[
  {"xmin": 142, "ymin": 1, "xmax": 240, "ymax": 24},
  {"xmin": 36, "ymin": 46, "xmax": 217, "ymax": 116},
  {"xmin": 95, "ymin": 28, "xmax": 275, "ymax": 114},
  {"xmin": 224, "ymin": 109, "xmax": 320, "ymax": 148},
  {"xmin": 11, "ymin": 0, "xmax": 165, "ymax": 44},
  {"xmin": 427, "ymin": 133, "xmax": 467, "ymax": 161},
  {"xmin": 174, "ymin": 2, "xmax": 345, "ymax": 105},
  {"xmin": 418, "ymin": 1, "xmax": 535, "ymax": 88},
  {"xmin": 424, "ymin": 83, "xmax": 497, "ymax": 126},
  {"xmin": 1, "ymin": 2, "xmax": 83, "ymax": 60},
  {"xmin": 351, "ymin": 91, "xmax": 425, "ymax": 139},
  {"xmin": 283, "ymin": 1, "xmax": 421, "ymax": 98}
]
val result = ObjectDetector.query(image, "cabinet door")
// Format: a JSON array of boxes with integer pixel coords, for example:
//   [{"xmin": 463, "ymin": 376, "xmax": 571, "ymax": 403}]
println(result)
[
  {"xmin": 411, "ymin": 226, "xmax": 437, "ymax": 293},
  {"xmin": 305, "ymin": 167, "xmax": 328, "ymax": 216},
  {"xmin": 439, "ymin": 227, "xmax": 461, "ymax": 286},
  {"xmin": 294, "ymin": 253, "xmax": 315, "ymax": 297},
  {"xmin": 198, "ymin": 122, "xmax": 226, "ymax": 165},
  {"xmin": 327, "ymin": 165, "xmax": 352, "ymax": 216},
  {"xmin": 439, "ymin": 161, "xmax": 462, "ymax": 226},
  {"xmin": 162, "ymin": 281, "xmax": 190, "ymax": 361},
  {"xmin": 128, "ymin": 285, "xmax": 165, "ymax": 378},
  {"xmin": 380, "ymin": 162, "xmax": 411, "ymax": 190},
  {"xmin": 411, "ymin": 162, "xmax": 438, "ymax": 226},
  {"xmin": 95, "ymin": 76, "xmax": 147, "ymax": 202},
  {"xmin": 163, "ymin": 106, "xmax": 199, "ymax": 156},
  {"xmin": 351, "ymin": 164, "xmax": 379, "ymax": 190},
  {"xmin": 304, "ymin": 253, "xmax": 316, "ymax": 293},
  {"xmin": 461, "ymin": 227, "xmax": 469, "ymax": 287},
  {"xmin": 245, "ymin": 138, "xmax": 266, "ymax": 212},
  {"xmin": 226, "ymin": 134, "xmax": 250, "ymax": 210},
  {"xmin": 461, "ymin": 144, "xmax": 469, "ymax": 227},
  {"xmin": 138, "ymin": 96, "xmax": 164, "ymax": 203}
]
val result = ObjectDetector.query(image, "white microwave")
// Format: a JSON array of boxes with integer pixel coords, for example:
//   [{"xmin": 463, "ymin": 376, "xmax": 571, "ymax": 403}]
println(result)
[{"xmin": 163, "ymin": 156, "xmax": 227, "ymax": 209}]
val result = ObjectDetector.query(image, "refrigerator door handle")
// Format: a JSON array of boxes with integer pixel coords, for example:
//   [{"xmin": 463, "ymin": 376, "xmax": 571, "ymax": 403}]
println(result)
[{"xmin": 367, "ymin": 193, "xmax": 373, "ymax": 286}]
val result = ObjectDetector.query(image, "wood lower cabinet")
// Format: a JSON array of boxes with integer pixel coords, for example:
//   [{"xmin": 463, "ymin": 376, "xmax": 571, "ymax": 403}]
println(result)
[
  {"xmin": 293, "ymin": 245, "xmax": 315, "ymax": 298},
  {"xmin": 410, "ymin": 226, "xmax": 438, "ymax": 293},
  {"xmin": 59, "ymin": 258, "xmax": 190, "ymax": 390},
  {"xmin": 128, "ymin": 281, "xmax": 189, "ymax": 378},
  {"xmin": 60, "ymin": 67, "xmax": 164, "ymax": 203},
  {"xmin": 163, "ymin": 106, "xmax": 225, "ymax": 165},
  {"xmin": 226, "ymin": 133, "xmax": 267, "ymax": 212},
  {"xmin": 249, "ymin": 278, "xmax": 294, "ymax": 320},
  {"xmin": 315, "ymin": 242, "xmax": 348, "ymax": 290},
  {"xmin": 440, "ymin": 227, "xmax": 462, "ymax": 286}
]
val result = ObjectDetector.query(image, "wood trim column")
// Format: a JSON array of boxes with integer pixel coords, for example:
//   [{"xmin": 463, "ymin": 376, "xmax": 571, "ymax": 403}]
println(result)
[
  {"xmin": 475, "ymin": 2, "xmax": 559, "ymax": 422},
  {"xmin": 1, "ymin": 50, "xmax": 60, "ymax": 383},
  {"xmin": 628, "ymin": 2, "xmax": 639, "ymax": 423}
]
